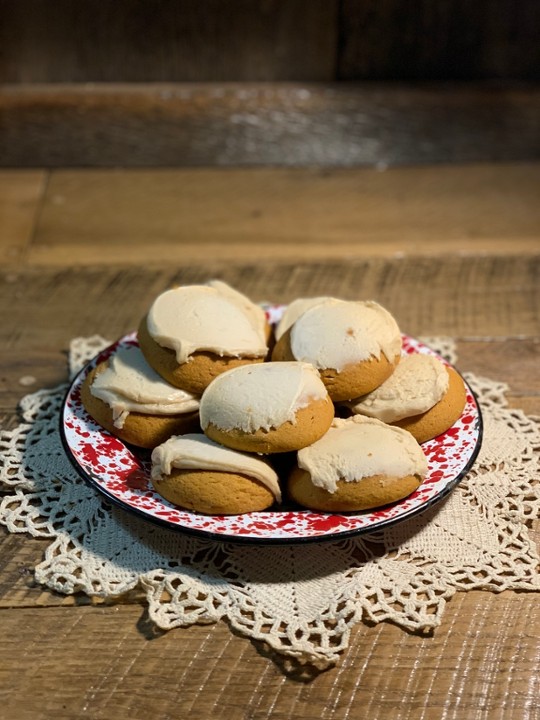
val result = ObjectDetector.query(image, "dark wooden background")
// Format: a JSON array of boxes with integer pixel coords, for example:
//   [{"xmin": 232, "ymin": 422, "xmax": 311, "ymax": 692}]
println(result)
[
  {"xmin": 1, "ymin": 0, "xmax": 539, "ymax": 167},
  {"xmin": 1, "ymin": 0, "xmax": 539, "ymax": 83}
]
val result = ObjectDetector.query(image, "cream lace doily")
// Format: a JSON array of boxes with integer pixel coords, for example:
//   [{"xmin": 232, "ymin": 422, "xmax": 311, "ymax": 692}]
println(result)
[{"xmin": 1, "ymin": 336, "xmax": 539, "ymax": 669}]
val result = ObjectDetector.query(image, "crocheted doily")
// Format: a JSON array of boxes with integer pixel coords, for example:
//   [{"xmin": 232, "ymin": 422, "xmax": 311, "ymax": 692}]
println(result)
[{"xmin": 1, "ymin": 336, "xmax": 539, "ymax": 669}]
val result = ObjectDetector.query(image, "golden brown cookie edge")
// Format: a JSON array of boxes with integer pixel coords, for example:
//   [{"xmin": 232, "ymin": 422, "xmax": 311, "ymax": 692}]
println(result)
[
  {"xmin": 272, "ymin": 327, "xmax": 400, "ymax": 401},
  {"xmin": 138, "ymin": 315, "xmax": 267, "ymax": 395},
  {"xmin": 287, "ymin": 466, "xmax": 422, "ymax": 512},
  {"xmin": 203, "ymin": 395, "xmax": 335, "ymax": 454},
  {"xmin": 152, "ymin": 468, "xmax": 276, "ymax": 515},
  {"xmin": 393, "ymin": 366, "xmax": 467, "ymax": 443},
  {"xmin": 80, "ymin": 364, "xmax": 201, "ymax": 449}
]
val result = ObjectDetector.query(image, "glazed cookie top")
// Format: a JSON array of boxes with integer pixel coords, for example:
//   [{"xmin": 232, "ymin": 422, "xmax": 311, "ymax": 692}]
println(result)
[
  {"xmin": 147, "ymin": 280, "xmax": 268, "ymax": 364},
  {"xmin": 199, "ymin": 361, "xmax": 329, "ymax": 433},
  {"xmin": 275, "ymin": 296, "xmax": 334, "ymax": 341},
  {"xmin": 347, "ymin": 353, "xmax": 450, "ymax": 423},
  {"xmin": 90, "ymin": 345, "xmax": 199, "ymax": 428},
  {"xmin": 297, "ymin": 416, "xmax": 428, "ymax": 493},
  {"xmin": 289, "ymin": 299, "xmax": 402, "ymax": 371},
  {"xmin": 151, "ymin": 433, "xmax": 281, "ymax": 501}
]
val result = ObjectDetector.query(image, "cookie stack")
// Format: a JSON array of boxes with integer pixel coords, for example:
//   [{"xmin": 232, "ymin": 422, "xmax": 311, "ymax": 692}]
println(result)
[{"xmin": 81, "ymin": 281, "xmax": 466, "ymax": 515}]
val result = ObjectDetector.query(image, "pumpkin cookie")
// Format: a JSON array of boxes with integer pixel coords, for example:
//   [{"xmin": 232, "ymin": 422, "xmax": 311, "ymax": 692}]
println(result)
[
  {"xmin": 151, "ymin": 434, "xmax": 281, "ymax": 514},
  {"xmin": 138, "ymin": 280, "xmax": 270, "ymax": 395},
  {"xmin": 200, "ymin": 361, "xmax": 334, "ymax": 454},
  {"xmin": 274, "ymin": 296, "xmax": 334, "ymax": 341},
  {"xmin": 288, "ymin": 415, "xmax": 428, "ymax": 512},
  {"xmin": 347, "ymin": 353, "xmax": 467, "ymax": 443},
  {"xmin": 272, "ymin": 299, "xmax": 402, "ymax": 402},
  {"xmin": 81, "ymin": 345, "xmax": 200, "ymax": 449}
]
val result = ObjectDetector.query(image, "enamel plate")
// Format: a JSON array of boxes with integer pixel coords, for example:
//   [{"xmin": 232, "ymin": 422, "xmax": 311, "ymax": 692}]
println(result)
[{"xmin": 61, "ymin": 309, "xmax": 482, "ymax": 544}]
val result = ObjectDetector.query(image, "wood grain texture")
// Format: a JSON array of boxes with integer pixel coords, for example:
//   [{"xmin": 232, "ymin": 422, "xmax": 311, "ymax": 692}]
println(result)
[
  {"xmin": 0, "ymin": 0, "xmax": 338, "ymax": 83},
  {"xmin": 27, "ymin": 166, "xmax": 540, "ymax": 266},
  {"xmin": 338, "ymin": 0, "xmax": 540, "ymax": 80},
  {"xmin": 1, "ymin": 0, "xmax": 539, "ymax": 85},
  {"xmin": 0, "ymin": 259, "xmax": 539, "ymax": 354},
  {"xmin": 0, "ymin": 593, "xmax": 539, "ymax": 720},
  {"xmin": 0, "ymin": 167, "xmax": 539, "ymax": 719},
  {"xmin": 0, "ymin": 170, "xmax": 46, "ymax": 265},
  {"xmin": 2, "ymin": 83, "xmax": 540, "ymax": 167},
  {"xmin": 457, "ymin": 339, "xmax": 540, "ymax": 397}
]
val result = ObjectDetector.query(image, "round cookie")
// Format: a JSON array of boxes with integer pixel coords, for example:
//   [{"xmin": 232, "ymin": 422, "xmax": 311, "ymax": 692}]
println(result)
[
  {"xmin": 274, "ymin": 296, "xmax": 334, "ymax": 341},
  {"xmin": 288, "ymin": 415, "xmax": 428, "ymax": 512},
  {"xmin": 393, "ymin": 367, "xmax": 467, "ymax": 443},
  {"xmin": 139, "ymin": 281, "xmax": 270, "ymax": 395},
  {"xmin": 272, "ymin": 299, "xmax": 402, "ymax": 402},
  {"xmin": 138, "ymin": 316, "xmax": 265, "ymax": 395},
  {"xmin": 200, "ymin": 361, "xmax": 335, "ymax": 454},
  {"xmin": 151, "ymin": 434, "xmax": 281, "ymax": 514},
  {"xmin": 347, "ymin": 353, "xmax": 467, "ymax": 444},
  {"xmin": 81, "ymin": 346, "xmax": 200, "ymax": 449}
]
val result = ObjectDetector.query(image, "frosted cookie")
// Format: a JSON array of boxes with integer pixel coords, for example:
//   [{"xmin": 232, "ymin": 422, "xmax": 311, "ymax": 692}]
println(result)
[
  {"xmin": 288, "ymin": 416, "xmax": 428, "ymax": 512},
  {"xmin": 200, "ymin": 361, "xmax": 334, "ymax": 454},
  {"xmin": 272, "ymin": 299, "xmax": 402, "ymax": 402},
  {"xmin": 138, "ymin": 280, "xmax": 270, "ymax": 395},
  {"xmin": 274, "ymin": 296, "xmax": 334, "ymax": 341},
  {"xmin": 347, "ymin": 353, "xmax": 467, "ymax": 443},
  {"xmin": 151, "ymin": 434, "xmax": 281, "ymax": 514},
  {"xmin": 81, "ymin": 345, "xmax": 200, "ymax": 449}
]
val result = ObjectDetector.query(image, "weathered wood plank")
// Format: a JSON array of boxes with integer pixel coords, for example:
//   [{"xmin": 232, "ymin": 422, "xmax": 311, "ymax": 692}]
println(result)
[
  {"xmin": 0, "ymin": 1, "xmax": 338, "ymax": 84},
  {"xmin": 27, "ymin": 165, "xmax": 540, "ymax": 266},
  {"xmin": 2, "ymin": 84, "xmax": 539, "ymax": 167},
  {"xmin": 27, "ymin": 237, "xmax": 540, "ymax": 268},
  {"xmin": 3, "ymin": 0, "xmax": 540, "ymax": 87},
  {"xmin": 0, "ymin": 160, "xmax": 538, "ymax": 720},
  {"xmin": 338, "ymin": 0, "xmax": 540, "ymax": 81},
  {"xmin": 0, "ymin": 594, "xmax": 539, "ymax": 720},
  {"xmin": 0, "ymin": 170, "xmax": 46, "ymax": 265},
  {"xmin": 2, "ymin": 259, "xmax": 539, "ymax": 348},
  {"xmin": 457, "ymin": 339, "xmax": 540, "ymax": 398},
  {"xmin": 0, "ymin": 258, "xmax": 538, "ymax": 717}
]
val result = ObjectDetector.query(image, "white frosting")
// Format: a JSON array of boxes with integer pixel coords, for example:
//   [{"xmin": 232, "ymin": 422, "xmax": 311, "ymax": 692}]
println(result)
[
  {"xmin": 151, "ymin": 433, "xmax": 281, "ymax": 501},
  {"xmin": 90, "ymin": 345, "xmax": 199, "ymax": 428},
  {"xmin": 275, "ymin": 296, "xmax": 335, "ymax": 340},
  {"xmin": 297, "ymin": 415, "xmax": 428, "ymax": 494},
  {"xmin": 348, "ymin": 353, "xmax": 450, "ymax": 423},
  {"xmin": 147, "ymin": 281, "xmax": 268, "ymax": 364},
  {"xmin": 199, "ymin": 361, "xmax": 329, "ymax": 433},
  {"xmin": 289, "ymin": 299, "xmax": 402, "ymax": 372}
]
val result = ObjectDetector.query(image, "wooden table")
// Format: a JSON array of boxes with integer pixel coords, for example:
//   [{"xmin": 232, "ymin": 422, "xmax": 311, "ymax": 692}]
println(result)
[{"xmin": 1, "ymin": 164, "xmax": 539, "ymax": 719}]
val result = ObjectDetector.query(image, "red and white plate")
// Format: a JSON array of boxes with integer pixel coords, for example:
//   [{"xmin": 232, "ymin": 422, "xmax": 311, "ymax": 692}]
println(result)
[{"xmin": 61, "ymin": 316, "xmax": 482, "ymax": 544}]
